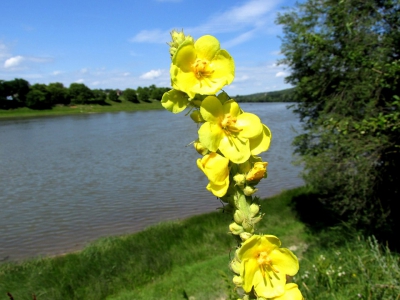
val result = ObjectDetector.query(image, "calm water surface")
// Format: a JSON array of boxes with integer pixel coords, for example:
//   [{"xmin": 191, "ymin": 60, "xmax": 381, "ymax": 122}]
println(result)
[{"xmin": 0, "ymin": 103, "xmax": 303, "ymax": 261}]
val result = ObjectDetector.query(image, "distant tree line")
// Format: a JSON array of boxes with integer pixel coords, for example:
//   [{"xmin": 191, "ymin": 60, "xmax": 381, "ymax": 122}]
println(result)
[
  {"xmin": 234, "ymin": 88, "xmax": 295, "ymax": 102},
  {"xmin": 0, "ymin": 78, "xmax": 170, "ymax": 110}
]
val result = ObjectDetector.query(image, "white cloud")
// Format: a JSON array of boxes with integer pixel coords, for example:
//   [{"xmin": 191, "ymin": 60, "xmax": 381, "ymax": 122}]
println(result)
[
  {"xmin": 80, "ymin": 68, "xmax": 88, "ymax": 74},
  {"xmin": 52, "ymin": 70, "xmax": 62, "ymax": 75},
  {"xmin": 140, "ymin": 69, "xmax": 163, "ymax": 79},
  {"xmin": 4, "ymin": 55, "xmax": 25, "ymax": 68},
  {"xmin": 224, "ymin": 30, "xmax": 257, "ymax": 48},
  {"xmin": 123, "ymin": 72, "xmax": 130, "ymax": 76},
  {"xmin": 275, "ymin": 71, "xmax": 288, "ymax": 77},
  {"xmin": 75, "ymin": 79, "xmax": 85, "ymax": 83}
]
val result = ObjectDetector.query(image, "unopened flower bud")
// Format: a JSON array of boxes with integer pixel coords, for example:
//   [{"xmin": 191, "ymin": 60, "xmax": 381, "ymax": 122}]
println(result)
[
  {"xmin": 242, "ymin": 218, "xmax": 254, "ymax": 232},
  {"xmin": 229, "ymin": 222, "xmax": 244, "ymax": 235},
  {"xmin": 243, "ymin": 186, "xmax": 258, "ymax": 196},
  {"xmin": 232, "ymin": 275, "xmax": 243, "ymax": 286},
  {"xmin": 249, "ymin": 203, "xmax": 260, "ymax": 217},
  {"xmin": 233, "ymin": 210, "xmax": 245, "ymax": 224},
  {"xmin": 230, "ymin": 258, "xmax": 241, "ymax": 274},
  {"xmin": 233, "ymin": 174, "xmax": 246, "ymax": 188},
  {"xmin": 240, "ymin": 232, "xmax": 253, "ymax": 241},
  {"xmin": 246, "ymin": 162, "xmax": 268, "ymax": 182},
  {"xmin": 168, "ymin": 30, "xmax": 194, "ymax": 58}
]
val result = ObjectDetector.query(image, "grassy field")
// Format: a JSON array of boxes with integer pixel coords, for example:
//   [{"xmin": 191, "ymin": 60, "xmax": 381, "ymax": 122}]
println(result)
[
  {"xmin": 0, "ymin": 99, "xmax": 163, "ymax": 119},
  {"xmin": 1, "ymin": 186, "xmax": 399, "ymax": 299}
]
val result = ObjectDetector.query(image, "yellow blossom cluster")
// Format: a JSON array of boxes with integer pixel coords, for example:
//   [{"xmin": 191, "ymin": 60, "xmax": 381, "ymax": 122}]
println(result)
[{"xmin": 161, "ymin": 30, "xmax": 303, "ymax": 300}]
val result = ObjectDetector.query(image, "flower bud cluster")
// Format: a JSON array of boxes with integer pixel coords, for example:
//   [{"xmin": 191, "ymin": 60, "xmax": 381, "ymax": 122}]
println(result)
[{"xmin": 168, "ymin": 30, "xmax": 194, "ymax": 58}]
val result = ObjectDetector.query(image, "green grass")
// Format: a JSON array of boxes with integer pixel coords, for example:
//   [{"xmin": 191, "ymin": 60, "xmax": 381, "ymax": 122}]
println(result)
[
  {"xmin": 1, "ymin": 187, "xmax": 399, "ymax": 300},
  {"xmin": 0, "ymin": 99, "xmax": 163, "ymax": 119}
]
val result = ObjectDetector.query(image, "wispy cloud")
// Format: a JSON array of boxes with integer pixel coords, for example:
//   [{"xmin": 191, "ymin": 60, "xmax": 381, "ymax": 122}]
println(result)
[
  {"xmin": 140, "ymin": 69, "xmax": 164, "ymax": 79},
  {"xmin": 130, "ymin": 0, "xmax": 282, "ymax": 47}
]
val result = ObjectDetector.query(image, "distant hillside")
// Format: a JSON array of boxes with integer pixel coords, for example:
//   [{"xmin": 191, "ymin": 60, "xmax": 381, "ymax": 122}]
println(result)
[{"xmin": 234, "ymin": 87, "xmax": 295, "ymax": 102}]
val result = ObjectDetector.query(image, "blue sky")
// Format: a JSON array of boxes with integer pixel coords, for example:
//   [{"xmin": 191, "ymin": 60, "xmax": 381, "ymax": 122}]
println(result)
[{"xmin": 1, "ymin": 0, "xmax": 296, "ymax": 96}]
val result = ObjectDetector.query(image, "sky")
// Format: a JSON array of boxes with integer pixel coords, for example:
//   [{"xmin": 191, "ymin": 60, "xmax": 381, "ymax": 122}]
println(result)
[{"xmin": 1, "ymin": 0, "xmax": 297, "ymax": 96}]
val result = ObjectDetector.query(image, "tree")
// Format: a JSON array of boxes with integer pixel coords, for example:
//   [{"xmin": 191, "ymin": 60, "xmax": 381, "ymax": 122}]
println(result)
[
  {"xmin": 108, "ymin": 90, "xmax": 119, "ymax": 102},
  {"xmin": 277, "ymin": 0, "xmax": 400, "ymax": 240},
  {"xmin": 136, "ymin": 86, "xmax": 150, "ymax": 102},
  {"xmin": 123, "ymin": 88, "xmax": 139, "ymax": 103},
  {"xmin": 47, "ymin": 82, "xmax": 70, "ymax": 105},
  {"xmin": 1, "ymin": 78, "xmax": 30, "ymax": 107},
  {"xmin": 68, "ymin": 83, "xmax": 95, "ymax": 104},
  {"xmin": 26, "ymin": 84, "xmax": 52, "ymax": 109},
  {"xmin": 151, "ymin": 86, "xmax": 170, "ymax": 101}
]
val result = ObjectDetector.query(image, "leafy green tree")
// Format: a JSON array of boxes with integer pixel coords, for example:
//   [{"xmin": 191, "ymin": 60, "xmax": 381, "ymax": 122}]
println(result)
[
  {"xmin": 151, "ymin": 86, "xmax": 170, "ymax": 101},
  {"xmin": 0, "ymin": 78, "xmax": 30, "ymax": 107},
  {"xmin": 91, "ymin": 89, "xmax": 107, "ymax": 104},
  {"xmin": 68, "ymin": 83, "xmax": 94, "ymax": 104},
  {"xmin": 136, "ymin": 86, "xmax": 150, "ymax": 102},
  {"xmin": 277, "ymin": 0, "xmax": 400, "ymax": 240},
  {"xmin": 26, "ymin": 84, "xmax": 52, "ymax": 109},
  {"xmin": 107, "ymin": 89, "xmax": 119, "ymax": 102},
  {"xmin": 47, "ymin": 82, "xmax": 70, "ymax": 105},
  {"xmin": 123, "ymin": 88, "xmax": 139, "ymax": 103}
]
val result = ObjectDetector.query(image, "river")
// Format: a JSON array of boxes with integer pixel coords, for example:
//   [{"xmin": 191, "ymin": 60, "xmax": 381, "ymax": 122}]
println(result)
[{"xmin": 0, "ymin": 102, "xmax": 304, "ymax": 261}]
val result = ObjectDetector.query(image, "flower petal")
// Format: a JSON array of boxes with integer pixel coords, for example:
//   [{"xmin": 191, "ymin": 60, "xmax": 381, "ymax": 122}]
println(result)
[
  {"xmin": 250, "ymin": 124, "xmax": 272, "ymax": 155},
  {"xmin": 198, "ymin": 152, "xmax": 229, "ymax": 185},
  {"xmin": 170, "ymin": 65, "xmax": 199, "ymax": 99},
  {"xmin": 161, "ymin": 89, "xmax": 189, "ymax": 113},
  {"xmin": 206, "ymin": 181, "xmax": 229, "ymax": 197},
  {"xmin": 269, "ymin": 248, "xmax": 299, "ymax": 276},
  {"xmin": 219, "ymin": 134, "xmax": 250, "ymax": 164},
  {"xmin": 198, "ymin": 122, "xmax": 224, "ymax": 152},
  {"xmin": 200, "ymin": 96, "xmax": 223, "ymax": 123},
  {"xmin": 237, "ymin": 113, "xmax": 263, "ymax": 139},
  {"xmin": 194, "ymin": 35, "xmax": 220, "ymax": 61},
  {"xmin": 253, "ymin": 268, "xmax": 286, "ymax": 298},
  {"xmin": 272, "ymin": 283, "xmax": 304, "ymax": 300},
  {"xmin": 172, "ymin": 39, "xmax": 196, "ymax": 71},
  {"xmin": 209, "ymin": 50, "xmax": 235, "ymax": 86},
  {"xmin": 222, "ymin": 99, "xmax": 240, "ymax": 118},
  {"xmin": 241, "ymin": 258, "xmax": 259, "ymax": 293}
]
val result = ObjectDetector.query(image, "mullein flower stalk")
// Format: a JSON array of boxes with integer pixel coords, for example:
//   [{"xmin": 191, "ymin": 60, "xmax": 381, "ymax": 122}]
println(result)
[{"xmin": 160, "ymin": 29, "xmax": 303, "ymax": 300}]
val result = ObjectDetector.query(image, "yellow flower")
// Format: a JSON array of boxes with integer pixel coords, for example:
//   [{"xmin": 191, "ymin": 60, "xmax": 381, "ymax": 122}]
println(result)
[
  {"xmin": 197, "ymin": 152, "xmax": 229, "ymax": 197},
  {"xmin": 198, "ymin": 96, "xmax": 271, "ymax": 164},
  {"xmin": 237, "ymin": 235, "xmax": 299, "ymax": 299},
  {"xmin": 170, "ymin": 35, "xmax": 235, "ymax": 98},
  {"xmin": 246, "ymin": 161, "xmax": 268, "ymax": 182},
  {"xmin": 271, "ymin": 283, "xmax": 304, "ymax": 300}
]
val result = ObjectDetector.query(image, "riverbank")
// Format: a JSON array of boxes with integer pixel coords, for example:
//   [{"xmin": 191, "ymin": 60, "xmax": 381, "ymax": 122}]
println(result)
[
  {"xmin": 1, "ymin": 186, "xmax": 398, "ymax": 300},
  {"xmin": 0, "ymin": 99, "xmax": 163, "ymax": 119}
]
